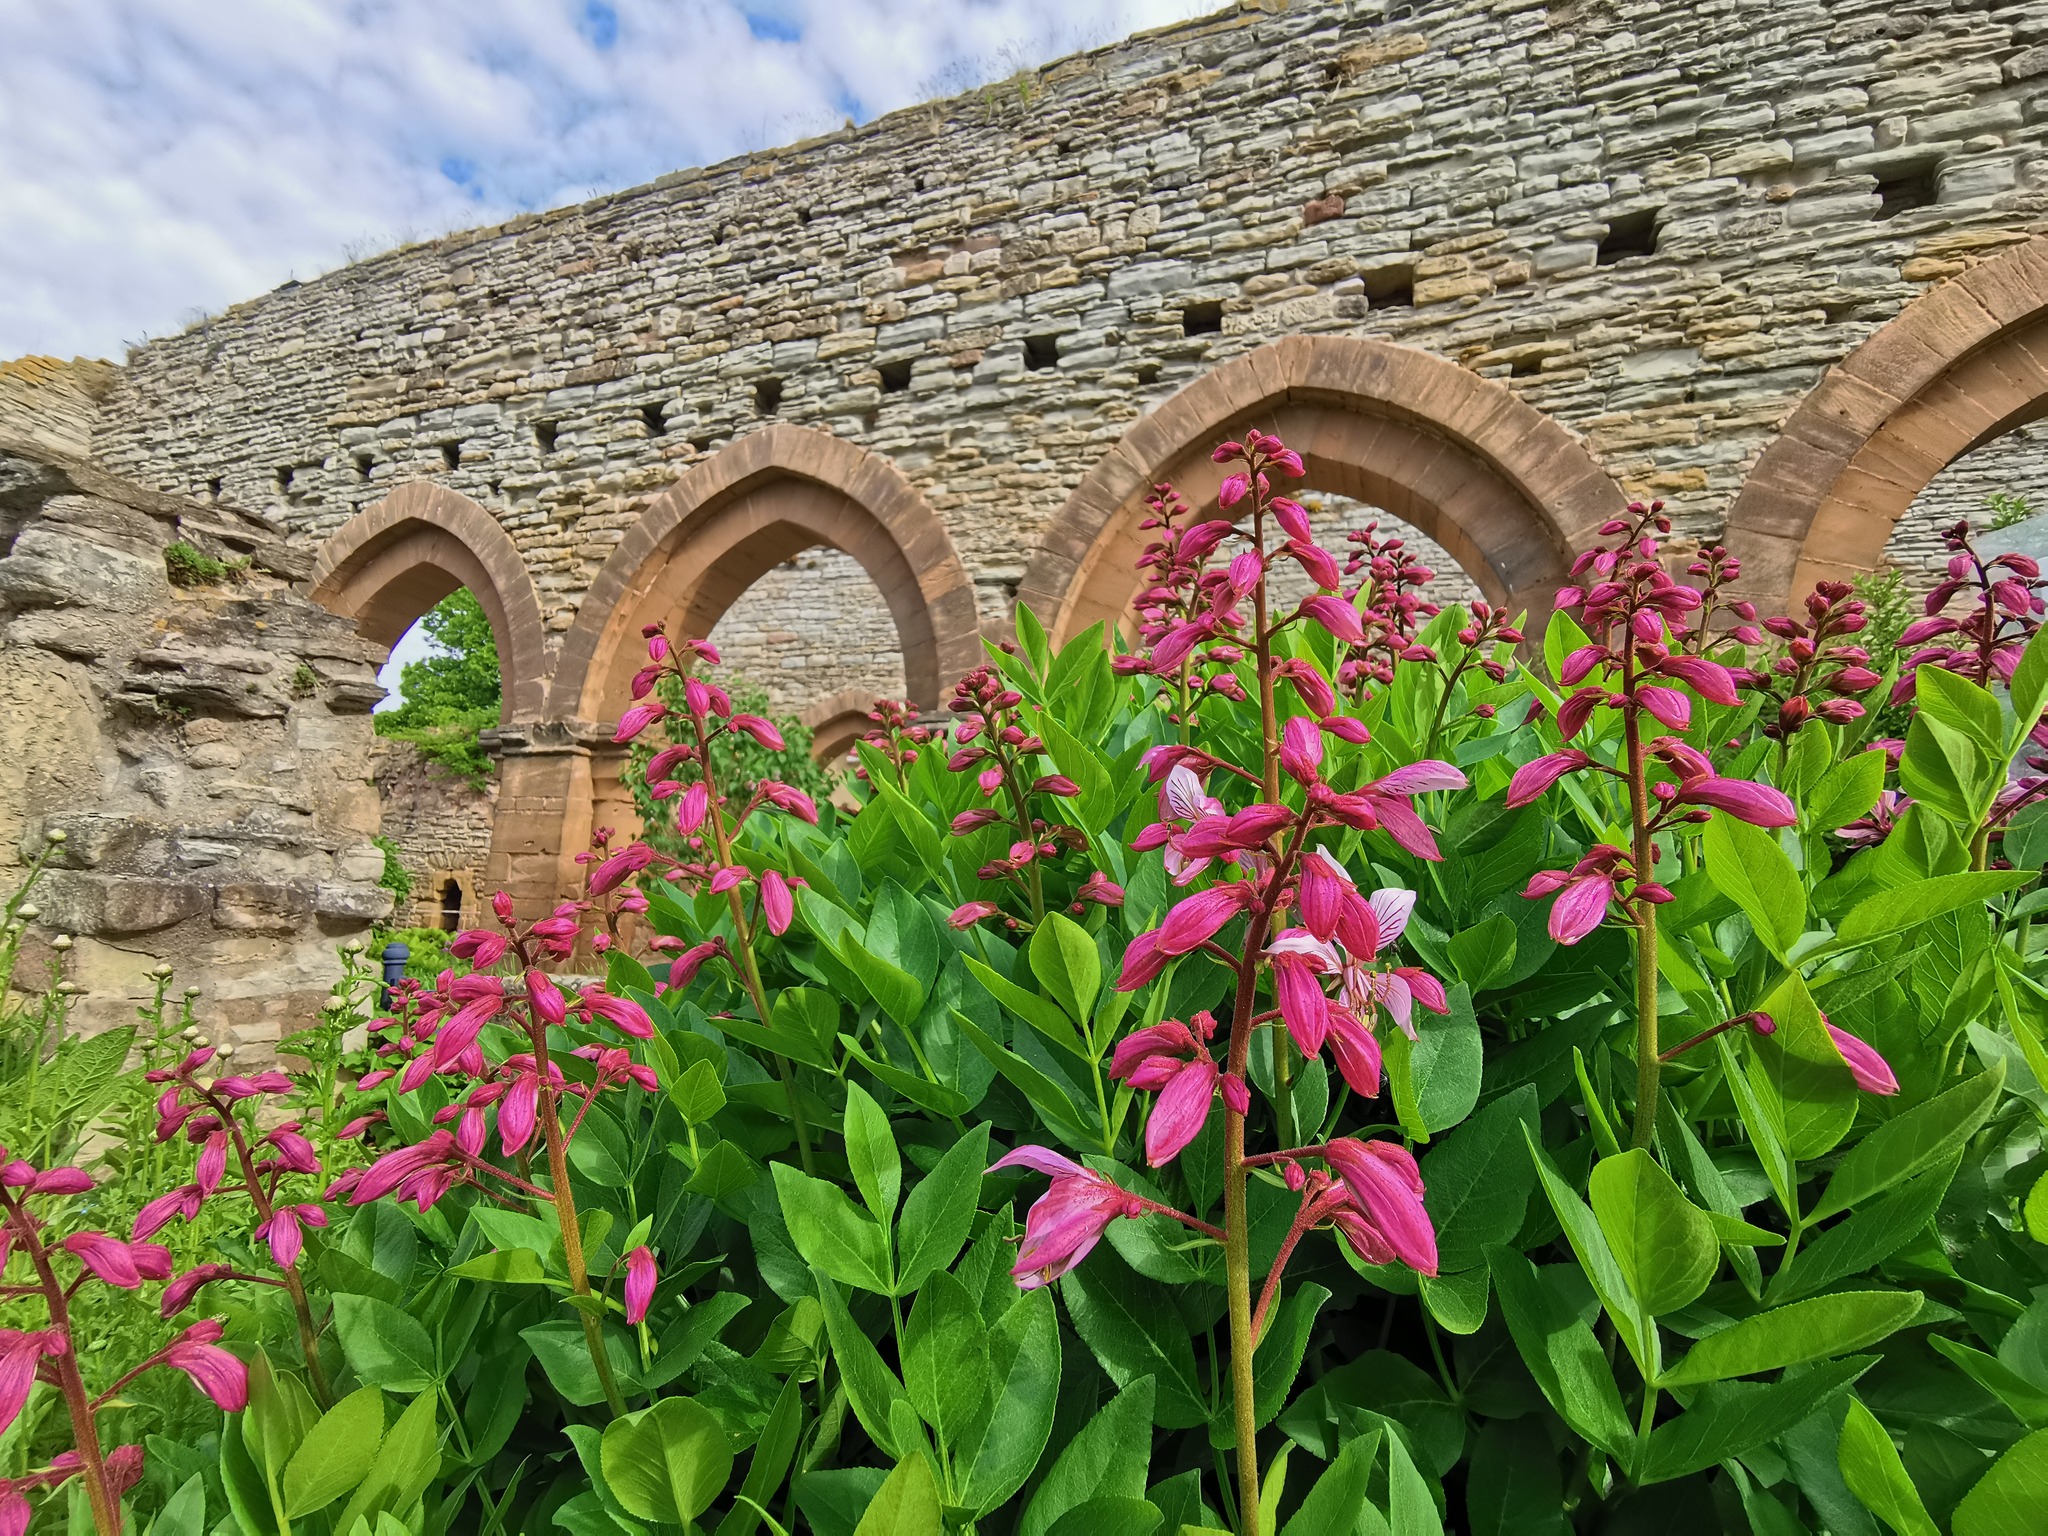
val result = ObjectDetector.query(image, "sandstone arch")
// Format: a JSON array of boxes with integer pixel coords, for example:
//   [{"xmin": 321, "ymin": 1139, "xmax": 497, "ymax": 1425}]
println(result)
[
  {"xmin": 309, "ymin": 483, "xmax": 548, "ymax": 721},
  {"xmin": 551, "ymin": 424, "xmax": 981, "ymax": 725},
  {"xmin": 1018, "ymin": 335, "xmax": 1626, "ymax": 643},
  {"xmin": 1725, "ymin": 235, "xmax": 2048, "ymax": 609},
  {"xmin": 801, "ymin": 687, "xmax": 884, "ymax": 766}
]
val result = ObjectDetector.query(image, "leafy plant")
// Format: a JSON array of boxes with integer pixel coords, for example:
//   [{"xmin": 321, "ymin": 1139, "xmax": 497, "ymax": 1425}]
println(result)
[
  {"xmin": 162, "ymin": 542, "xmax": 247, "ymax": 588},
  {"xmin": 373, "ymin": 589, "xmax": 501, "ymax": 787}
]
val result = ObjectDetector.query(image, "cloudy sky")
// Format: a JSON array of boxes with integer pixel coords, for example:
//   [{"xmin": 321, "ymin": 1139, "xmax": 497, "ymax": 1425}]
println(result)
[{"xmin": 1, "ymin": 0, "xmax": 1215, "ymax": 362}]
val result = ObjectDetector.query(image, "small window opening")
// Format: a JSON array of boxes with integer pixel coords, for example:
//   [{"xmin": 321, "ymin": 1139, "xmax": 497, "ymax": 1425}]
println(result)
[
  {"xmin": 1511, "ymin": 355, "xmax": 1544, "ymax": 378},
  {"xmin": 639, "ymin": 403, "xmax": 668, "ymax": 435},
  {"xmin": 535, "ymin": 421, "xmax": 559, "ymax": 454},
  {"xmin": 797, "ymin": 206, "xmax": 814, "ymax": 225},
  {"xmin": 1875, "ymin": 163, "xmax": 1940, "ymax": 220},
  {"xmin": 755, "ymin": 378, "xmax": 784, "ymax": 416},
  {"xmin": 354, "ymin": 454, "xmax": 373, "ymax": 481},
  {"xmin": 440, "ymin": 442, "xmax": 460, "ymax": 471},
  {"xmin": 1598, "ymin": 209, "xmax": 1660, "ymax": 265},
  {"xmin": 879, "ymin": 359, "xmax": 914, "ymax": 393},
  {"xmin": 1135, "ymin": 361, "xmax": 1162, "ymax": 386},
  {"xmin": 207, "ymin": 477, "xmax": 223, "ymax": 500},
  {"xmin": 275, "ymin": 466, "xmax": 294, "ymax": 493},
  {"xmin": 1363, "ymin": 266, "xmax": 1416, "ymax": 309},
  {"xmin": 1181, "ymin": 302, "xmax": 1224, "ymax": 336},
  {"xmin": 1025, "ymin": 335, "xmax": 1059, "ymax": 371},
  {"xmin": 438, "ymin": 879, "xmax": 462, "ymax": 932}
]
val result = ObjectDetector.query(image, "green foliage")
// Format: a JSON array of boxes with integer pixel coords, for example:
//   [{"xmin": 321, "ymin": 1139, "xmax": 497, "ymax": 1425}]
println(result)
[
  {"xmin": 628, "ymin": 679, "xmax": 834, "ymax": 854},
  {"xmin": 369, "ymin": 835, "xmax": 411, "ymax": 909},
  {"xmin": 162, "ymin": 540, "xmax": 248, "ymax": 587},
  {"xmin": 1987, "ymin": 490, "xmax": 2036, "ymax": 531},
  {"xmin": 371, "ymin": 589, "xmax": 500, "ymax": 786}
]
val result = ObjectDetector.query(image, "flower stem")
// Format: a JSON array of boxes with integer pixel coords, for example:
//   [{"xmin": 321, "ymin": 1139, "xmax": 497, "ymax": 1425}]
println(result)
[
  {"xmin": 537, "ymin": 1074, "xmax": 626, "ymax": 1417},
  {"xmin": 1620, "ymin": 654, "xmax": 1661, "ymax": 1151}
]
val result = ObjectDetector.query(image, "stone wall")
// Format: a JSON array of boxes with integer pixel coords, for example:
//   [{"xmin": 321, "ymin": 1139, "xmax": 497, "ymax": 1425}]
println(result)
[
  {"xmin": 1886, "ymin": 421, "xmax": 2048, "ymax": 581},
  {"xmin": 85, "ymin": 0, "xmax": 2048, "ymax": 711},
  {"xmin": 710, "ymin": 547, "xmax": 909, "ymax": 715},
  {"xmin": 0, "ymin": 437, "xmax": 391, "ymax": 1056},
  {"xmin": 371, "ymin": 736, "xmax": 497, "ymax": 930}
]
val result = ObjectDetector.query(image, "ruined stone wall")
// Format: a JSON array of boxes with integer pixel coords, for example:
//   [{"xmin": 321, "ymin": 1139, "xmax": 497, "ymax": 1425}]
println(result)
[
  {"xmin": 1887, "ymin": 422, "xmax": 2048, "ymax": 581},
  {"xmin": 82, "ymin": 0, "xmax": 2048, "ymax": 718},
  {"xmin": 709, "ymin": 547, "xmax": 909, "ymax": 715},
  {"xmin": 370, "ymin": 737, "xmax": 496, "ymax": 930},
  {"xmin": 0, "ymin": 440, "xmax": 391, "ymax": 1056}
]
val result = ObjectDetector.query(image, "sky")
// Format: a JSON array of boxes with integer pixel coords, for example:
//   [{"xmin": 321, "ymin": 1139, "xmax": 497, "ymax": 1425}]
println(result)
[{"xmin": 1, "ymin": 0, "xmax": 1216, "ymax": 362}]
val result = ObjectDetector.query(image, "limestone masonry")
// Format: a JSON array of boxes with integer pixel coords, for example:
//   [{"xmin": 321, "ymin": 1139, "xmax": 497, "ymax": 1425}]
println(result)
[{"xmin": 11, "ymin": 0, "xmax": 2048, "ymax": 921}]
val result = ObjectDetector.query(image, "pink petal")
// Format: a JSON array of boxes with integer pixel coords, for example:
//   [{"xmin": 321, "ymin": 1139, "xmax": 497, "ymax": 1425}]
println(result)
[
  {"xmin": 1146, "ymin": 1060, "xmax": 1219, "ymax": 1167},
  {"xmin": 1826, "ymin": 1023, "xmax": 1899, "ymax": 1096}
]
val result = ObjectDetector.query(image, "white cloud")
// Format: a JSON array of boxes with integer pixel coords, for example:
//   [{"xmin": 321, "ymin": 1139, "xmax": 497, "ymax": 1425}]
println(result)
[{"xmin": 0, "ymin": 0, "xmax": 1216, "ymax": 360}]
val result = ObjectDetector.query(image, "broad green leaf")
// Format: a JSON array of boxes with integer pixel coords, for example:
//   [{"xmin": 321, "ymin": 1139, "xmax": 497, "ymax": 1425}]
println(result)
[
  {"xmin": 330, "ymin": 1293, "xmax": 439, "ymax": 1394},
  {"xmin": 1044, "ymin": 1498, "xmax": 1163, "ymax": 1536},
  {"xmin": 814, "ymin": 1271, "xmax": 908, "ymax": 1459},
  {"xmin": 1421, "ymin": 1086, "xmax": 1539, "ymax": 1275},
  {"xmin": 1030, "ymin": 911, "xmax": 1102, "ymax": 1024},
  {"xmin": 146, "ymin": 1475, "xmax": 208, "ymax": 1536},
  {"xmin": 1020, "ymin": 1377, "xmax": 1156, "ymax": 1536},
  {"xmin": 1705, "ymin": 813, "xmax": 1805, "ymax": 960},
  {"xmin": 2010, "ymin": 625, "xmax": 2048, "ymax": 744},
  {"xmin": 282, "ymin": 1387, "xmax": 384, "ymax": 1518},
  {"xmin": 903, "ymin": 1271, "xmax": 988, "ymax": 1448},
  {"xmin": 1916, "ymin": 664, "xmax": 2005, "ymax": 754},
  {"xmin": 1280, "ymin": 1429, "xmax": 1381, "ymax": 1536},
  {"xmin": 955, "ymin": 1011, "xmax": 1097, "ymax": 1150},
  {"xmin": 2027, "ymin": 1169, "xmax": 2048, "ymax": 1244},
  {"xmin": 1038, "ymin": 713, "xmax": 1118, "ymax": 837},
  {"xmin": 444, "ymin": 1249, "xmax": 552, "ymax": 1285},
  {"xmin": 895, "ymin": 1123, "xmax": 989, "ymax": 1293},
  {"xmin": 243, "ymin": 1350, "xmax": 320, "ymax": 1480},
  {"xmin": 1252, "ymin": 1283, "xmax": 1331, "ymax": 1429},
  {"xmin": 1388, "ymin": 984, "xmax": 1483, "ymax": 1140},
  {"xmin": 1837, "ymin": 1396, "xmax": 1939, "ymax": 1536},
  {"xmin": 854, "ymin": 744, "xmax": 951, "ymax": 887},
  {"xmin": 717, "ymin": 1375, "xmax": 804, "ymax": 1536},
  {"xmin": 838, "ymin": 931, "xmax": 926, "ymax": 1030},
  {"xmin": 1419, "ymin": 1268, "xmax": 1491, "ymax": 1335},
  {"xmin": 1929, "ymin": 1336, "xmax": 2048, "ymax": 1430},
  {"xmin": 330, "ymin": 1387, "xmax": 439, "ymax": 1536},
  {"xmin": 964, "ymin": 956, "xmax": 1086, "ymax": 1058},
  {"xmin": 1830, "ymin": 872, "xmax": 2033, "ymax": 953},
  {"xmin": 1485, "ymin": 1246, "xmax": 1632, "ymax": 1460},
  {"xmin": 1951, "ymin": 1428, "xmax": 2048, "ymax": 1536},
  {"xmin": 1641, "ymin": 1357, "xmax": 1872, "ymax": 1484},
  {"xmin": 668, "ymin": 1059, "xmax": 728, "ymax": 1123},
  {"xmin": 1448, "ymin": 912, "xmax": 1519, "ymax": 993},
  {"xmin": 1776, "ymin": 1154, "xmax": 1959, "ymax": 1304},
  {"xmin": 601, "ymin": 1396, "xmax": 734, "ymax": 1525},
  {"xmin": 1900, "ymin": 710, "xmax": 1992, "ymax": 829},
  {"xmin": 955, "ymin": 1288, "xmax": 1061, "ymax": 1515},
  {"xmin": 1525, "ymin": 1130, "xmax": 1656, "ymax": 1380},
  {"xmin": 772, "ymin": 1164, "xmax": 893, "ymax": 1293},
  {"xmin": 853, "ymin": 1454, "xmax": 945, "ymax": 1536},
  {"xmin": 843, "ymin": 1082, "xmax": 902, "ymax": 1221},
  {"xmin": 1386, "ymin": 1423, "xmax": 1444, "ymax": 1536},
  {"xmin": 1589, "ymin": 1149, "xmax": 1719, "ymax": 1317},
  {"xmin": 1062, "ymin": 1258, "xmax": 1207, "ymax": 1428},
  {"xmin": 1465, "ymin": 1418, "xmax": 1567, "ymax": 1536},
  {"xmin": 1811, "ymin": 1062, "xmax": 2005, "ymax": 1222},
  {"xmin": 1806, "ymin": 750, "xmax": 1888, "ymax": 835},
  {"xmin": 1752, "ymin": 971, "xmax": 1859, "ymax": 1161},
  {"xmin": 1661, "ymin": 1292, "xmax": 1922, "ymax": 1387}
]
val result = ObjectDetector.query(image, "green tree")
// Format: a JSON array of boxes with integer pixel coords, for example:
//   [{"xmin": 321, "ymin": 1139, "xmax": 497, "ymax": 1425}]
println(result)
[{"xmin": 373, "ymin": 589, "xmax": 501, "ymax": 785}]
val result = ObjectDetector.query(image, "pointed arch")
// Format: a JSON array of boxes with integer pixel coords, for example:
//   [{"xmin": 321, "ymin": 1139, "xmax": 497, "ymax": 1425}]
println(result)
[
  {"xmin": 1725, "ymin": 234, "xmax": 2048, "ymax": 608},
  {"xmin": 801, "ymin": 687, "xmax": 886, "ymax": 766},
  {"xmin": 1017, "ymin": 334, "xmax": 1626, "ymax": 643},
  {"xmin": 549, "ymin": 424, "xmax": 980, "ymax": 726},
  {"xmin": 308, "ymin": 483, "xmax": 548, "ymax": 721}
]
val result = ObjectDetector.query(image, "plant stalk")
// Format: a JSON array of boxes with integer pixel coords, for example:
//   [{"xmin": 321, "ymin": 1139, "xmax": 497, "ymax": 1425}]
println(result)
[{"xmin": 1621, "ymin": 651, "xmax": 1661, "ymax": 1150}]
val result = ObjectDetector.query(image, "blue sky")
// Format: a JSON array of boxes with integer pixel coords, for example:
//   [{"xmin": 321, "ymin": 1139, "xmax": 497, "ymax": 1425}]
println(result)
[{"xmin": 0, "ymin": 0, "xmax": 1214, "ymax": 361}]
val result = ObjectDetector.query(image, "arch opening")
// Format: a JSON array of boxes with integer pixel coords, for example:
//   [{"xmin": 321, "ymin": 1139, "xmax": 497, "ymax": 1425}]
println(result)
[{"xmin": 1018, "ymin": 336, "xmax": 1625, "ymax": 646}]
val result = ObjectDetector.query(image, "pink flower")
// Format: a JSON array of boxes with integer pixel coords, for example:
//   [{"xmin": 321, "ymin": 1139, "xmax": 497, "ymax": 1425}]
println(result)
[
  {"xmin": 1218, "ymin": 473, "xmax": 1251, "ymax": 509},
  {"xmin": 449, "ymin": 929, "xmax": 509, "ymax": 967},
  {"xmin": 351, "ymin": 1131, "xmax": 464, "ymax": 1211},
  {"xmin": 1323, "ymin": 1138, "xmax": 1437, "ymax": 1275},
  {"xmin": 195, "ymin": 1130, "xmax": 227, "ymax": 1195},
  {"xmin": 732, "ymin": 715, "xmax": 785, "ymax": 750},
  {"xmin": 1280, "ymin": 715, "xmax": 1324, "ymax": 786},
  {"xmin": 949, "ymin": 900, "xmax": 1000, "ymax": 929},
  {"xmin": 613, "ymin": 701, "xmax": 666, "ymax": 744},
  {"xmin": 1676, "ymin": 774, "xmax": 1797, "ymax": 828},
  {"xmin": 62, "ymin": 1233, "xmax": 171, "ymax": 1290},
  {"xmin": 1656, "ymin": 654, "xmax": 1741, "ymax": 706},
  {"xmin": 1826, "ymin": 1023, "xmax": 1898, "ymax": 1095},
  {"xmin": 1266, "ymin": 929, "xmax": 1339, "ymax": 1054},
  {"xmin": 1325, "ymin": 1009, "xmax": 1383, "ymax": 1096},
  {"xmin": 132, "ymin": 1185, "xmax": 204, "ymax": 1241},
  {"xmin": 1108, "ymin": 1015, "xmax": 1225, "ymax": 1167},
  {"xmin": 988, "ymin": 1147, "xmax": 1146, "ymax": 1287},
  {"xmin": 1348, "ymin": 762, "xmax": 1466, "ymax": 860},
  {"xmin": 759, "ymin": 869, "xmax": 795, "ymax": 935},
  {"xmin": 1156, "ymin": 882, "xmax": 1258, "ymax": 956},
  {"xmin": 578, "ymin": 986, "xmax": 654, "ymax": 1039},
  {"xmin": 158, "ymin": 1320, "xmax": 249, "ymax": 1411},
  {"xmin": 0, "ymin": 1331, "xmax": 58, "ymax": 1435},
  {"xmin": 253, "ymin": 1204, "xmax": 327, "ymax": 1269},
  {"xmin": 676, "ymin": 781, "xmax": 710, "ymax": 834},
  {"xmin": 1116, "ymin": 931, "xmax": 1169, "ymax": 991},
  {"xmin": 526, "ymin": 970, "xmax": 568, "ymax": 1027},
  {"xmin": 1160, "ymin": 763, "xmax": 1218, "ymax": 822},
  {"xmin": 759, "ymin": 780, "xmax": 820, "ymax": 824},
  {"xmin": 624, "ymin": 1246, "xmax": 657, "ymax": 1324},
  {"xmin": 589, "ymin": 842, "xmax": 655, "ymax": 896},
  {"xmin": 160, "ymin": 1264, "xmax": 234, "ymax": 1319},
  {"xmin": 1523, "ymin": 848, "xmax": 1622, "ymax": 945},
  {"xmin": 1301, "ymin": 594, "xmax": 1366, "ymax": 643},
  {"xmin": 1078, "ymin": 872, "xmax": 1124, "ymax": 907},
  {"xmin": 499, "ymin": 1071, "xmax": 539, "ymax": 1155},
  {"xmin": 1505, "ymin": 750, "xmax": 1592, "ymax": 808}
]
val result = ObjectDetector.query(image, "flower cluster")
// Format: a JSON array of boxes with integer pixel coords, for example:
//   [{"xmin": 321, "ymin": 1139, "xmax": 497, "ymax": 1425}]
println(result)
[
  {"xmin": 1338, "ymin": 519, "xmax": 1443, "ymax": 698},
  {"xmin": 848, "ymin": 697, "xmax": 933, "ymax": 787},
  {"xmin": 1895, "ymin": 520, "xmax": 2046, "ymax": 698},
  {"xmin": 1746, "ymin": 580, "xmax": 1880, "ymax": 737},
  {"xmin": 1, "ymin": 1149, "xmax": 247, "ymax": 1536}
]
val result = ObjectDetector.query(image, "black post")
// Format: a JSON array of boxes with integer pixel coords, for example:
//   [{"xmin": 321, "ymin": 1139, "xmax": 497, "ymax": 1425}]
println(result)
[{"xmin": 380, "ymin": 940, "xmax": 409, "ymax": 1009}]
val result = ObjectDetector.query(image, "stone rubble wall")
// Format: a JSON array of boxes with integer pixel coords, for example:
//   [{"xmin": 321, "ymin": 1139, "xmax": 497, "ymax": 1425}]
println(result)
[
  {"xmin": 0, "ymin": 437, "xmax": 392, "ymax": 1055},
  {"xmin": 1887, "ymin": 421, "xmax": 2048, "ymax": 582},
  {"xmin": 0, "ymin": 357, "xmax": 117, "ymax": 462},
  {"xmin": 709, "ymin": 547, "xmax": 910, "ymax": 715},
  {"xmin": 370, "ymin": 736, "xmax": 496, "ymax": 930},
  {"xmin": 79, "ymin": 0, "xmax": 2048, "ymax": 726}
]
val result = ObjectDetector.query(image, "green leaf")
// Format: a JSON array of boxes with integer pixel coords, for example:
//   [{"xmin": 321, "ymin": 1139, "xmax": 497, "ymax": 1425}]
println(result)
[
  {"xmin": 855, "ymin": 746, "xmax": 952, "ymax": 888},
  {"xmin": 843, "ymin": 1082, "xmax": 902, "ymax": 1222},
  {"xmin": 1917, "ymin": 664, "xmax": 2006, "ymax": 754},
  {"xmin": 2026, "ymin": 1169, "xmax": 2048, "ymax": 1244},
  {"xmin": 1486, "ymin": 1245, "xmax": 1633, "ymax": 1461},
  {"xmin": 329, "ymin": 1386, "xmax": 439, "ymax": 1536},
  {"xmin": 1465, "ymin": 1418, "xmax": 1566, "ymax": 1536},
  {"xmin": 444, "ymin": 1248, "xmax": 553, "ymax": 1285},
  {"xmin": 1045, "ymin": 1497, "xmax": 1163, "ymax": 1536},
  {"xmin": 601, "ymin": 1396, "xmax": 734, "ymax": 1525},
  {"xmin": 1900, "ymin": 709, "xmax": 1995, "ymax": 829},
  {"xmin": 1419, "ymin": 1268, "xmax": 1492, "ymax": 1335},
  {"xmin": 1774, "ymin": 1154, "xmax": 1959, "ymax": 1304},
  {"xmin": 668, "ymin": 1059, "xmax": 728, "ymax": 1123},
  {"xmin": 1829, "ymin": 872, "xmax": 2034, "ymax": 953},
  {"xmin": 838, "ymin": 931, "xmax": 927, "ymax": 1030},
  {"xmin": 1952, "ymin": 1427, "xmax": 2048, "ymax": 1536},
  {"xmin": 717, "ymin": 1375, "xmax": 804, "ymax": 1536},
  {"xmin": 1589, "ymin": 1149, "xmax": 1719, "ymax": 1317},
  {"xmin": 1280, "ymin": 1430, "xmax": 1382, "ymax": 1536},
  {"xmin": 145, "ymin": 1474, "xmax": 208, "ymax": 1536},
  {"xmin": 1448, "ymin": 913, "xmax": 1519, "ymax": 993},
  {"xmin": 1015, "ymin": 603, "xmax": 1052, "ymax": 677},
  {"xmin": 1525, "ymin": 1131, "xmax": 1655, "ymax": 1380},
  {"xmin": 964, "ymin": 955, "xmax": 1086, "ymax": 1058},
  {"xmin": 772, "ymin": 1163, "xmax": 894, "ymax": 1293},
  {"xmin": 1063, "ymin": 1259, "xmax": 1208, "ymax": 1429},
  {"xmin": 1752, "ymin": 971, "xmax": 1859, "ymax": 1162},
  {"xmin": 1806, "ymin": 750, "xmax": 1888, "ymax": 835},
  {"xmin": 903, "ymin": 1270, "xmax": 988, "ymax": 1448},
  {"xmin": 1929, "ymin": 1336, "xmax": 2048, "ymax": 1430},
  {"xmin": 814, "ymin": 1271, "xmax": 909, "ymax": 1459},
  {"xmin": 1661, "ymin": 1292, "xmax": 1923, "ymax": 1387},
  {"xmin": 1038, "ymin": 714, "xmax": 1118, "ymax": 837},
  {"xmin": 956, "ymin": 1011, "xmax": 1097, "ymax": 1149},
  {"xmin": 1642, "ymin": 1357, "xmax": 1873, "ymax": 1484},
  {"xmin": 853, "ymin": 1454, "xmax": 945, "ymax": 1536},
  {"xmin": 242, "ymin": 1350, "xmax": 320, "ymax": 1481},
  {"xmin": 2010, "ymin": 626, "xmax": 2048, "ymax": 745},
  {"xmin": 1705, "ymin": 814, "xmax": 1805, "ymax": 960},
  {"xmin": 1252, "ymin": 1284, "xmax": 1331, "ymax": 1429},
  {"xmin": 895, "ymin": 1122, "xmax": 989, "ymax": 1293},
  {"xmin": 1387, "ymin": 984, "xmax": 1483, "ymax": 1140},
  {"xmin": 1019, "ymin": 1377, "xmax": 1155, "ymax": 1536},
  {"xmin": 1422, "ymin": 1087, "xmax": 1539, "ymax": 1275},
  {"xmin": 1811, "ymin": 1062, "xmax": 2006, "ymax": 1222},
  {"xmin": 330, "ymin": 1293, "xmax": 439, "ymax": 1394},
  {"xmin": 1030, "ymin": 911, "xmax": 1102, "ymax": 1024},
  {"xmin": 955, "ymin": 1288, "xmax": 1061, "ymax": 1516},
  {"xmin": 1837, "ymin": 1396, "xmax": 1939, "ymax": 1536},
  {"xmin": 282, "ymin": 1387, "xmax": 385, "ymax": 1518},
  {"xmin": 1386, "ymin": 1423, "xmax": 1445, "ymax": 1536}
]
